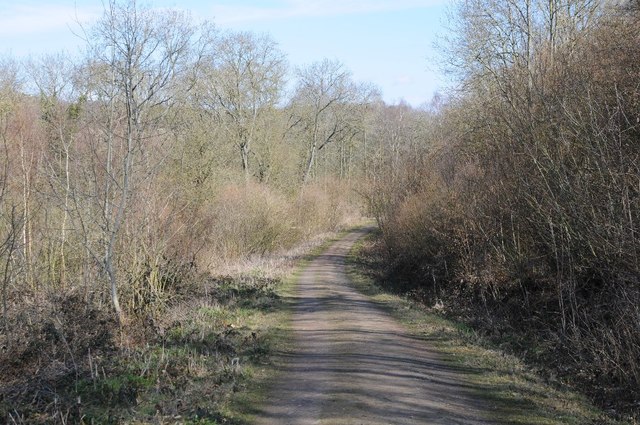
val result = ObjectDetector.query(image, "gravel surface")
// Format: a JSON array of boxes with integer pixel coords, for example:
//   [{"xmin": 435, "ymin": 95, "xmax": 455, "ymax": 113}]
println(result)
[{"xmin": 254, "ymin": 228, "xmax": 492, "ymax": 425}]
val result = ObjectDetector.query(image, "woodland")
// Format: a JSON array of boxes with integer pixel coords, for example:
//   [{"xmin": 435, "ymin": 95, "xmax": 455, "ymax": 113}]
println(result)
[{"xmin": 0, "ymin": 0, "xmax": 638, "ymax": 422}]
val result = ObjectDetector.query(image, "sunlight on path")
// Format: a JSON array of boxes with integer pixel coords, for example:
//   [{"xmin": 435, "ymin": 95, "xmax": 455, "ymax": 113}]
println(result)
[{"xmin": 252, "ymin": 228, "xmax": 491, "ymax": 425}]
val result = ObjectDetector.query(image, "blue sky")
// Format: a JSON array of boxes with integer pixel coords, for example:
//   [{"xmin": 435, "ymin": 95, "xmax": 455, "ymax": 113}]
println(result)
[{"xmin": 0, "ymin": 0, "xmax": 450, "ymax": 106}]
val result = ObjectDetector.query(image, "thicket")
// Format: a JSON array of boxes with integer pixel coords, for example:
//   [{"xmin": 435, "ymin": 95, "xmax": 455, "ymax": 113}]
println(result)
[
  {"xmin": 367, "ymin": 0, "xmax": 640, "ymax": 419},
  {"xmin": 0, "ymin": 1, "xmax": 372, "ymax": 421}
]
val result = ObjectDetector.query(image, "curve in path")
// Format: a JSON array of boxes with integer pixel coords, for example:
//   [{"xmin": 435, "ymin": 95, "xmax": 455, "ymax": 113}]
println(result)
[{"xmin": 253, "ymin": 228, "xmax": 492, "ymax": 425}]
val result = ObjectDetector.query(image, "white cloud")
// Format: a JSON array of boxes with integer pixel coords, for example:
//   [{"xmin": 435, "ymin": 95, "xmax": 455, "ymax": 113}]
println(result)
[
  {"xmin": 210, "ymin": 0, "xmax": 446, "ymax": 25},
  {"xmin": 0, "ymin": 3, "xmax": 98, "ymax": 37}
]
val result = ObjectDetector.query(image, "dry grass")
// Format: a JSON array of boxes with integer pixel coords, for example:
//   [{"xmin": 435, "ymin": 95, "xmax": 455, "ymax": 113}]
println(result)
[
  {"xmin": 347, "ymin": 236, "xmax": 627, "ymax": 425},
  {"xmin": 0, "ymin": 225, "xmax": 353, "ymax": 424}
]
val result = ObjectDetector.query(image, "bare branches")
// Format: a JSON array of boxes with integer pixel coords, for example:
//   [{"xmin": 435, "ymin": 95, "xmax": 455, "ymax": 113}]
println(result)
[
  {"xmin": 377, "ymin": 0, "xmax": 640, "ymax": 412},
  {"xmin": 83, "ymin": 0, "xmax": 202, "ymax": 322},
  {"xmin": 195, "ymin": 31, "xmax": 287, "ymax": 180},
  {"xmin": 290, "ymin": 59, "xmax": 378, "ymax": 183}
]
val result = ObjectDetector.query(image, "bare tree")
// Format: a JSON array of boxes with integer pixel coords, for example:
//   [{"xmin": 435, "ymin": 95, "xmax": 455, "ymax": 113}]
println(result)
[
  {"xmin": 27, "ymin": 53, "xmax": 81, "ymax": 288},
  {"xmin": 84, "ymin": 0, "xmax": 200, "ymax": 322},
  {"xmin": 444, "ymin": 0, "xmax": 604, "ymax": 99},
  {"xmin": 197, "ymin": 31, "xmax": 287, "ymax": 180},
  {"xmin": 0, "ymin": 58, "xmax": 22, "ymax": 335},
  {"xmin": 290, "ymin": 59, "xmax": 377, "ymax": 183}
]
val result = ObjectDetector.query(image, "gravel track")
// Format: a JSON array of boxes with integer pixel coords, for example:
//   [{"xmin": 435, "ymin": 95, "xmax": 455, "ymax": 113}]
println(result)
[{"xmin": 253, "ymin": 228, "xmax": 492, "ymax": 425}]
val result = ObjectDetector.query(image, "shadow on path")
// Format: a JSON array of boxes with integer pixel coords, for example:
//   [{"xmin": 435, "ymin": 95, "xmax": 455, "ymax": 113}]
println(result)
[{"xmin": 252, "ymin": 228, "xmax": 492, "ymax": 425}]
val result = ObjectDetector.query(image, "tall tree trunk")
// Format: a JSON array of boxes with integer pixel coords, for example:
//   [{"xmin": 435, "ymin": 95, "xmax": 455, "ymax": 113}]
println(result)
[
  {"xmin": 240, "ymin": 142, "xmax": 250, "ymax": 181},
  {"xmin": 19, "ymin": 139, "xmax": 32, "ymax": 288},
  {"xmin": 303, "ymin": 119, "xmax": 320, "ymax": 183}
]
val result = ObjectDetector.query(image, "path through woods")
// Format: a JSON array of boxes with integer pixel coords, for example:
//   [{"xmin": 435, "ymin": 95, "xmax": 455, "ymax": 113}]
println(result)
[{"xmin": 253, "ymin": 228, "xmax": 492, "ymax": 425}]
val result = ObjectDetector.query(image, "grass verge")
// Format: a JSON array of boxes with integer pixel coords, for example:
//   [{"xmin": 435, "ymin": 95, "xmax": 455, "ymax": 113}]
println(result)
[
  {"xmin": 0, "ymin": 230, "xmax": 349, "ymax": 425},
  {"xmin": 346, "ymin": 234, "xmax": 624, "ymax": 425},
  {"xmin": 215, "ymin": 227, "xmax": 355, "ymax": 424}
]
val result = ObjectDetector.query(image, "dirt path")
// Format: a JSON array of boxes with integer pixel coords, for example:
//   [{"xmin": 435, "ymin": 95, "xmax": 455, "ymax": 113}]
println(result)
[{"xmin": 253, "ymin": 228, "xmax": 492, "ymax": 425}]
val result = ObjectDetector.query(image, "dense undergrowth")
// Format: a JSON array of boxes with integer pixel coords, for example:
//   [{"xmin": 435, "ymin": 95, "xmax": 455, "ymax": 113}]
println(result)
[
  {"xmin": 357, "ymin": 234, "xmax": 638, "ymax": 423},
  {"xmin": 0, "ymin": 229, "xmax": 340, "ymax": 424},
  {"xmin": 0, "ymin": 273, "xmax": 262, "ymax": 423},
  {"xmin": 364, "ymin": 2, "xmax": 640, "ymax": 422},
  {"xmin": 0, "ymin": 1, "xmax": 371, "ymax": 421},
  {"xmin": 349, "ymin": 235, "xmax": 620, "ymax": 425}
]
